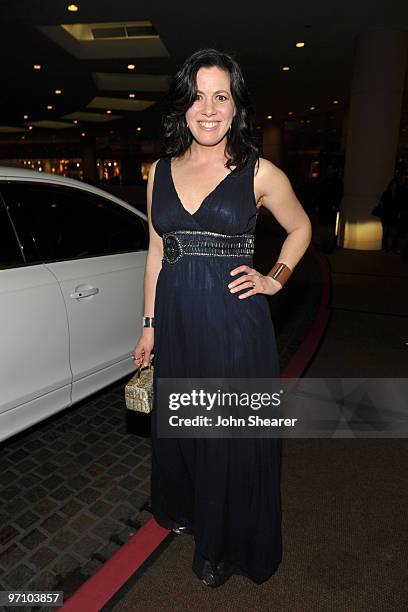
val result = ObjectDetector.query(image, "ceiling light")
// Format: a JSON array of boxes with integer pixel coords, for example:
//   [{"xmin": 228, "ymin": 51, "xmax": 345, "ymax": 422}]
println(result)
[
  {"xmin": 106, "ymin": 109, "xmax": 112, "ymax": 114},
  {"xmin": 129, "ymin": 93, "xmax": 135, "ymax": 98},
  {"xmin": 67, "ymin": 4, "xmax": 79, "ymax": 11},
  {"xmin": 127, "ymin": 64, "xmax": 135, "ymax": 70},
  {"xmin": 282, "ymin": 66, "xmax": 290, "ymax": 71},
  {"xmin": 310, "ymin": 106, "xmax": 316, "ymax": 110},
  {"xmin": 33, "ymin": 64, "xmax": 41, "ymax": 70},
  {"xmin": 28, "ymin": 125, "xmax": 33, "ymax": 130},
  {"xmin": 333, "ymin": 100, "xmax": 339, "ymax": 104},
  {"xmin": 47, "ymin": 105, "xmax": 53, "ymax": 110},
  {"xmin": 296, "ymin": 42, "xmax": 305, "ymax": 48},
  {"xmin": 266, "ymin": 115, "xmax": 273, "ymax": 120},
  {"xmin": 136, "ymin": 126, "xmax": 142, "ymax": 131},
  {"xmin": 55, "ymin": 89, "xmax": 62, "ymax": 95},
  {"xmin": 23, "ymin": 114, "xmax": 28, "ymax": 119},
  {"xmin": 73, "ymin": 120, "xmax": 78, "ymax": 124},
  {"xmin": 81, "ymin": 132, "xmax": 86, "ymax": 136},
  {"xmin": 288, "ymin": 111, "xmax": 293, "ymax": 115}
]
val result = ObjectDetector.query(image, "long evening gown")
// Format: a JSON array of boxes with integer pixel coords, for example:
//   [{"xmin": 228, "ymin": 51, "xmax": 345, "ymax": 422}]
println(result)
[{"xmin": 150, "ymin": 154, "xmax": 282, "ymax": 587}]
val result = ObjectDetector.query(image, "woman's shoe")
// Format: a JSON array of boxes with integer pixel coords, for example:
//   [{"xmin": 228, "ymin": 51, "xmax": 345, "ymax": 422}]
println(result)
[
  {"xmin": 200, "ymin": 560, "xmax": 229, "ymax": 587},
  {"xmin": 202, "ymin": 573, "xmax": 217, "ymax": 587},
  {"xmin": 172, "ymin": 525, "xmax": 191, "ymax": 535}
]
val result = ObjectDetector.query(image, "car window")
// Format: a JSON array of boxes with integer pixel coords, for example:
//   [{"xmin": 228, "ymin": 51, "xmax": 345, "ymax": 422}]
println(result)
[
  {"xmin": 0, "ymin": 194, "xmax": 25, "ymax": 268},
  {"xmin": 0, "ymin": 182, "xmax": 148, "ymax": 264}
]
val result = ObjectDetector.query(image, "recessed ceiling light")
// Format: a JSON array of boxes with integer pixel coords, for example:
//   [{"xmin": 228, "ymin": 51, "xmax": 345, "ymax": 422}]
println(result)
[
  {"xmin": 282, "ymin": 66, "xmax": 290, "ymax": 71},
  {"xmin": 288, "ymin": 111, "xmax": 293, "ymax": 115},
  {"xmin": 266, "ymin": 115, "xmax": 273, "ymax": 120},
  {"xmin": 73, "ymin": 120, "xmax": 78, "ymax": 124},
  {"xmin": 33, "ymin": 64, "xmax": 41, "ymax": 70},
  {"xmin": 106, "ymin": 109, "xmax": 112, "ymax": 114},
  {"xmin": 296, "ymin": 42, "xmax": 305, "ymax": 48},
  {"xmin": 310, "ymin": 106, "xmax": 316, "ymax": 110},
  {"xmin": 136, "ymin": 126, "xmax": 142, "ymax": 131},
  {"xmin": 129, "ymin": 93, "xmax": 136, "ymax": 98},
  {"xmin": 23, "ymin": 114, "xmax": 29, "ymax": 119},
  {"xmin": 81, "ymin": 132, "xmax": 86, "ymax": 136},
  {"xmin": 67, "ymin": 4, "xmax": 79, "ymax": 12},
  {"xmin": 333, "ymin": 100, "xmax": 339, "ymax": 104},
  {"xmin": 28, "ymin": 125, "xmax": 33, "ymax": 130},
  {"xmin": 127, "ymin": 64, "xmax": 135, "ymax": 70},
  {"xmin": 47, "ymin": 105, "xmax": 53, "ymax": 110},
  {"xmin": 55, "ymin": 89, "xmax": 62, "ymax": 95}
]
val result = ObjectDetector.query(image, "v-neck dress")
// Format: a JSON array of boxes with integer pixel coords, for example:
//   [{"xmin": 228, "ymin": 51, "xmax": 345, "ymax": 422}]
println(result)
[{"xmin": 150, "ymin": 155, "xmax": 282, "ymax": 587}]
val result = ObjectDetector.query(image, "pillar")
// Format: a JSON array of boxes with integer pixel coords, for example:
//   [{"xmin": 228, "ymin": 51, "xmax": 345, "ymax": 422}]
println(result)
[
  {"xmin": 262, "ymin": 120, "xmax": 284, "ymax": 167},
  {"xmin": 81, "ymin": 133, "xmax": 98, "ymax": 185},
  {"xmin": 338, "ymin": 29, "xmax": 408, "ymax": 250}
]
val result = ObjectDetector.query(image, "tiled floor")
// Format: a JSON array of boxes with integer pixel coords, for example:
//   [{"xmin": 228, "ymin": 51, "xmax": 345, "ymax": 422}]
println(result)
[{"xmin": 0, "ymin": 380, "xmax": 153, "ymax": 608}]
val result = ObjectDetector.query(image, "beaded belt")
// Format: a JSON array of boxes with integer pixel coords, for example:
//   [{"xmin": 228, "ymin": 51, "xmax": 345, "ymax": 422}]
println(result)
[{"xmin": 162, "ymin": 230, "xmax": 254, "ymax": 264}]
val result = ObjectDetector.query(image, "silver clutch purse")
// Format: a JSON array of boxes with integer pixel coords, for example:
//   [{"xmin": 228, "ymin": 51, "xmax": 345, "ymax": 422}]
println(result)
[{"xmin": 125, "ymin": 364, "xmax": 154, "ymax": 413}]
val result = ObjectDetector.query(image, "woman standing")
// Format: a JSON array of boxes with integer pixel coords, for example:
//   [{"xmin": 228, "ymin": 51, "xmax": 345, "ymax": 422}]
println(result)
[{"xmin": 133, "ymin": 48, "xmax": 312, "ymax": 587}]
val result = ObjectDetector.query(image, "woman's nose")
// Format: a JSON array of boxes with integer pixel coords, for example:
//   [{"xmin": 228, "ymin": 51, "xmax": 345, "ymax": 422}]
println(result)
[{"xmin": 202, "ymin": 101, "xmax": 216, "ymax": 115}]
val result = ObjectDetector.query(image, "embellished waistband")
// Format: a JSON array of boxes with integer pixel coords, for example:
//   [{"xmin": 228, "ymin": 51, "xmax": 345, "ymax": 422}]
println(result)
[{"xmin": 162, "ymin": 230, "xmax": 254, "ymax": 264}]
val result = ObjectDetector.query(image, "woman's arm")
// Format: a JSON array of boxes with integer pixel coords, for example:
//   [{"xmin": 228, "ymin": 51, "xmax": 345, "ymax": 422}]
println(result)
[
  {"xmin": 143, "ymin": 160, "xmax": 164, "ymax": 317},
  {"xmin": 256, "ymin": 157, "xmax": 312, "ymax": 274},
  {"xmin": 228, "ymin": 158, "xmax": 312, "ymax": 299},
  {"xmin": 133, "ymin": 159, "xmax": 163, "ymax": 367}
]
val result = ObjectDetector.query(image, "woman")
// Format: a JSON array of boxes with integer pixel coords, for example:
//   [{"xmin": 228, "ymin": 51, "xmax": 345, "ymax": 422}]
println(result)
[{"xmin": 133, "ymin": 48, "xmax": 312, "ymax": 587}]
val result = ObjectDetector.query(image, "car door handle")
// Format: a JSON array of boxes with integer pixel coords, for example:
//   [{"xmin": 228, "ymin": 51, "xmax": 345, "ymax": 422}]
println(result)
[{"xmin": 70, "ymin": 287, "xmax": 100, "ymax": 299}]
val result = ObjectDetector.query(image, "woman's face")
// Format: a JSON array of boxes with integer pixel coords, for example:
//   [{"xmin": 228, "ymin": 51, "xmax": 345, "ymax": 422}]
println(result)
[{"xmin": 185, "ymin": 65, "xmax": 236, "ymax": 146}]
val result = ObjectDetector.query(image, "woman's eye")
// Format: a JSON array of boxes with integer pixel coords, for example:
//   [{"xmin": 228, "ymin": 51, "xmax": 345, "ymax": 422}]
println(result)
[{"xmin": 217, "ymin": 95, "xmax": 227, "ymax": 101}]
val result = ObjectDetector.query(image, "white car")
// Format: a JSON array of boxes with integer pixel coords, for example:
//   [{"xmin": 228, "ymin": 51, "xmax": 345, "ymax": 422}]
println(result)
[{"xmin": 0, "ymin": 166, "xmax": 148, "ymax": 442}]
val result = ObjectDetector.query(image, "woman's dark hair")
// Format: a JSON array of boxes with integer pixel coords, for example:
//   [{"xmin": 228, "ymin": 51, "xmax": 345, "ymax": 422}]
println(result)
[{"xmin": 160, "ymin": 48, "xmax": 260, "ymax": 171}]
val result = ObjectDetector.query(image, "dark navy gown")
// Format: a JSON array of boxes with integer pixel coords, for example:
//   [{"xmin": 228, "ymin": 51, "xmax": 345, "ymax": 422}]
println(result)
[{"xmin": 150, "ymin": 155, "xmax": 282, "ymax": 586}]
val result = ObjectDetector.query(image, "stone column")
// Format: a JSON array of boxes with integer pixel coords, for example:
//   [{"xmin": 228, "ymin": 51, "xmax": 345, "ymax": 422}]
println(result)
[
  {"xmin": 338, "ymin": 29, "xmax": 408, "ymax": 250},
  {"xmin": 81, "ymin": 133, "xmax": 98, "ymax": 185},
  {"xmin": 262, "ymin": 120, "xmax": 284, "ymax": 167}
]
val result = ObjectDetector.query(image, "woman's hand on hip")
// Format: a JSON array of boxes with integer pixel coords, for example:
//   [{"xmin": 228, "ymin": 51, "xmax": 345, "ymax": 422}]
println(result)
[{"xmin": 228, "ymin": 264, "xmax": 282, "ymax": 299}]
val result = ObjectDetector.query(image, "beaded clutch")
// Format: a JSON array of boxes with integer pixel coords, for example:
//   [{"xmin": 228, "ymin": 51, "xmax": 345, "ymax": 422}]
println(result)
[{"xmin": 125, "ymin": 364, "xmax": 154, "ymax": 413}]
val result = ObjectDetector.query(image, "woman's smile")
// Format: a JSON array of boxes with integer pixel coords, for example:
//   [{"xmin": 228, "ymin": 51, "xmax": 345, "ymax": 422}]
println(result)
[{"xmin": 197, "ymin": 120, "xmax": 221, "ymax": 131}]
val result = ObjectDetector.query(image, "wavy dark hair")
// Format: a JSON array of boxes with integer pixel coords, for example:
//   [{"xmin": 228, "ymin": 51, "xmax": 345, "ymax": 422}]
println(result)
[{"xmin": 159, "ymin": 48, "xmax": 260, "ymax": 171}]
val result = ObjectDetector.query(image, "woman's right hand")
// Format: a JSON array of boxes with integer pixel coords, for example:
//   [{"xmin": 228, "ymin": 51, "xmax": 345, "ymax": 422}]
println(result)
[{"xmin": 133, "ymin": 328, "xmax": 154, "ymax": 368}]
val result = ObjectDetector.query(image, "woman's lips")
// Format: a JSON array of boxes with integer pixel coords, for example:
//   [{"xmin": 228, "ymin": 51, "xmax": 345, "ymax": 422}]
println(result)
[{"xmin": 197, "ymin": 121, "xmax": 221, "ymax": 131}]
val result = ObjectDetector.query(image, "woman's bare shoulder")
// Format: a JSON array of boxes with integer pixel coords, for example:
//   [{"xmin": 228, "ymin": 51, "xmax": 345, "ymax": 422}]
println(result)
[
  {"xmin": 254, "ymin": 157, "xmax": 287, "ymax": 207},
  {"xmin": 255, "ymin": 157, "xmax": 283, "ymax": 178}
]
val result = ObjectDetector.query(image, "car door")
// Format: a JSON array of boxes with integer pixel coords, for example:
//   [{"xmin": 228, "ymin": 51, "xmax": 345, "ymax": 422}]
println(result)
[
  {"xmin": 2, "ymin": 181, "xmax": 148, "ymax": 405},
  {"xmin": 0, "ymin": 190, "xmax": 71, "ymax": 442}
]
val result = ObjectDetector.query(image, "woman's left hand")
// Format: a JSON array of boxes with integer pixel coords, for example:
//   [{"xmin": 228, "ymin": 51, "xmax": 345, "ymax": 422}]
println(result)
[{"xmin": 228, "ymin": 265, "xmax": 282, "ymax": 299}]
